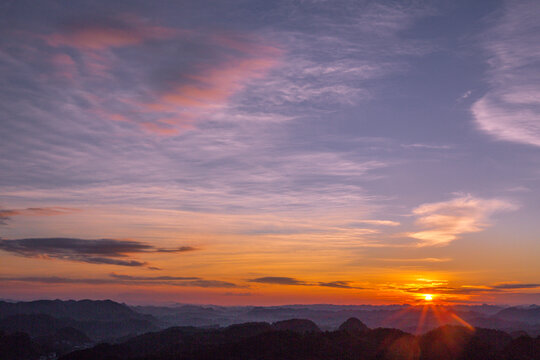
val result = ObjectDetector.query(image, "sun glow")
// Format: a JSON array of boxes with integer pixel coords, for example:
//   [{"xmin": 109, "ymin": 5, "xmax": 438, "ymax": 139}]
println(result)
[{"xmin": 424, "ymin": 294, "xmax": 433, "ymax": 301}]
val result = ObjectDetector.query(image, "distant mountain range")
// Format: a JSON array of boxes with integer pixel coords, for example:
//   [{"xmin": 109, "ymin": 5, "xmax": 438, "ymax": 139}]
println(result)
[
  {"xmin": 1, "ymin": 299, "xmax": 540, "ymax": 360},
  {"xmin": 133, "ymin": 303, "xmax": 540, "ymax": 335}
]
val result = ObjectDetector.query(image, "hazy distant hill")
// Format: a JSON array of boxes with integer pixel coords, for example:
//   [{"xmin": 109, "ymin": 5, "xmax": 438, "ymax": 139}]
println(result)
[
  {"xmin": 133, "ymin": 303, "xmax": 540, "ymax": 336},
  {"xmin": 495, "ymin": 306, "xmax": 540, "ymax": 324}
]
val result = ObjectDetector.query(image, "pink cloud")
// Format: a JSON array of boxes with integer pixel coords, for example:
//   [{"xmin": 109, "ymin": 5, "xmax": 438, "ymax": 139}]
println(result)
[
  {"xmin": 129, "ymin": 54, "xmax": 281, "ymax": 135},
  {"xmin": 160, "ymin": 57, "xmax": 279, "ymax": 108},
  {"xmin": 44, "ymin": 22, "xmax": 178, "ymax": 50},
  {"xmin": 40, "ymin": 18, "xmax": 283, "ymax": 135},
  {"xmin": 50, "ymin": 53, "xmax": 77, "ymax": 79},
  {"xmin": 140, "ymin": 122, "xmax": 180, "ymax": 136}
]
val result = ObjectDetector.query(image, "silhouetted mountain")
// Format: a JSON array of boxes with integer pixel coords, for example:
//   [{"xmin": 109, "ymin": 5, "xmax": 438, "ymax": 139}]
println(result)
[
  {"xmin": 338, "ymin": 317, "xmax": 369, "ymax": 333},
  {"xmin": 272, "ymin": 319, "xmax": 320, "ymax": 333},
  {"xmin": 510, "ymin": 330, "xmax": 529, "ymax": 338},
  {"xmin": 58, "ymin": 321, "xmax": 540, "ymax": 360},
  {"xmin": 0, "ymin": 299, "xmax": 150, "ymax": 322},
  {"xmin": 0, "ymin": 300, "xmax": 159, "ymax": 342}
]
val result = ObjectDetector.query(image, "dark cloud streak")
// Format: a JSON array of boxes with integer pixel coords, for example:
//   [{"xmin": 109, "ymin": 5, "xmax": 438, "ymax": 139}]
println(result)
[
  {"xmin": 1, "ymin": 273, "xmax": 242, "ymax": 289},
  {"xmin": 0, "ymin": 207, "xmax": 80, "ymax": 225},
  {"xmin": 249, "ymin": 276, "xmax": 363, "ymax": 290},
  {"xmin": 249, "ymin": 277, "xmax": 308, "ymax": 286},
  {"xmin": 0, "ymin": 237, "xmax": 197, "ymax": 268}
]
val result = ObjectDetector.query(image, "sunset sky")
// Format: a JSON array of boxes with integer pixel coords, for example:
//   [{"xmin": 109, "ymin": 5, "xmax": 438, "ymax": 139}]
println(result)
[{"xmin": 1, "ymin": 0, "xmax": 539, "ymax": 305}]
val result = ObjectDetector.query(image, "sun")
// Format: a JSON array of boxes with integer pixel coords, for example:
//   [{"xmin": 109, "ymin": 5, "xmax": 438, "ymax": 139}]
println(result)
[{"xmin": 424, "ymin": 294, "xmax": 433, "ymax": 301}]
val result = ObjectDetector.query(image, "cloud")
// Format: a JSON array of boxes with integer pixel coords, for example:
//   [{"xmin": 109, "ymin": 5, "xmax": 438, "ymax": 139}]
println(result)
[
  {"xmin": 317, "ymin": 281, "xmax": 365, "ymax": 290},
  {"xmin": 458, "ymin": 90, "xmax": 472, "ymax": 102},
  {"xmin": 248, "ymin": 276, "xmax": 363, "ymax": 289},
  {"xmin": 43, "ymin": 16, "xmax": 178, "ymax": 50},
  {"xmin": 249, "ymin": 276, "xmax": 307, "ymax": 286},
  {"xmin": 388, "ymin": 280, "xmax": 540, "ymax": 297},
  {"xmin": 401, "ymin": 144, "xmax": 452, "ymax": 150},
  {"xmin": 471, "ymin": 0, "xmax": 540, "ymax": 146},
  {"xmin": 375, "ymin": 257, "xmax": 452, "ymax": 263},
  {"xmin": 155, "ymin": 246, "xmax": 198, "ymax": 253},
  {"xmin": 407, "ymin": 195, "xmax": 517, "ymax": 246},
  {"xmin": 0, "ymin": 276, "xmax": 119, "ymax": 285},
  {"xmin": 109, "ymin": 273, "xmax": 199, "ymax": 281},
  {"xmin": 493, "ymin": 283, "xmax": 540, "ymax": 290},
  {"xmin": 242, "ymin": 3, "xmax": 432, "ymax": 111},
  {"xmin": 37, "ymin": 16, "xmax": 283, "ymax": 135},
  {"xmin": 0, "ymin": 2, "xmax": 434, "ymax": 258},
  {"xmin": 0, "ymin": 2, "xmax": 425, "ymax": 221},
  {"xmin": 0, "ymin": 207, "xmax": 80, "ymax": 225},
  {"xmin": 1, "ymin": 273, "xmax": 242, "ymax": 288},
  {"xmin": 0, "ymin": 237, "xmax": 197, "ymax": 267},
  {"xmin": 349, "ymin": 220, "xmax": 400, "ymax": 227}
]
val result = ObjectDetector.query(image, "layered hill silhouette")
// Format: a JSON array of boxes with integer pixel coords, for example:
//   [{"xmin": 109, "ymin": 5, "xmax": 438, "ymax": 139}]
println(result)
[
  {"xmin": 59, "ymin": 321, "xmax": 540, "ymax": 360},
  {"xmin": 2, "ymin": 299, "xmax": 540, "ymax": 360},
  {"xmin": 133, "ymin": 303, "xmax": 540, "ymax": 335}
]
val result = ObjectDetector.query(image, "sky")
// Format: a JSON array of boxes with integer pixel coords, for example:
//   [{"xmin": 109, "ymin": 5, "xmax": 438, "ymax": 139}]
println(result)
[{"xmin": 1, "ymin": 0, "xmax": 539, "ymax": 306}]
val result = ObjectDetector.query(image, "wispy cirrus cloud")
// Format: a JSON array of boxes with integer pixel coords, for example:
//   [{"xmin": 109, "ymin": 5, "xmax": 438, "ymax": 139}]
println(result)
[
  {"xmin": 472, "ymin": 0, "xmax": 540, "ymax": 147},
  {"xmin": 0, "ymin": 237, "xmax": 197, "ymax": 268},
  {"xmin": 407, "ymin": 195, "xmax": 517, "ymax": 246},
  {"xmin": 9, "ymin": 14, "xmax": 284, "ymax": 136},
  {"xmin": 0, "ymin": 2, "xmax": 426, "ymax": 220},
  {"xmin": 241, "ymin": 2, "xmax": 433, "ymax": 112}
]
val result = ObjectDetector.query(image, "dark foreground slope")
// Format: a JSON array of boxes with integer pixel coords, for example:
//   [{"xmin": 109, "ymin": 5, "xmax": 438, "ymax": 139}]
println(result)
[
  {"xmin": 0, "ymin": 299, "xmax": 159, "ymax": 359},
  {"xmin": 60, "ymin": 320, "xmax": 540, "ymax": 360},
  {"xmin": 0, "ymin": 299, "xmax": 158, "ymax": 341}
]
